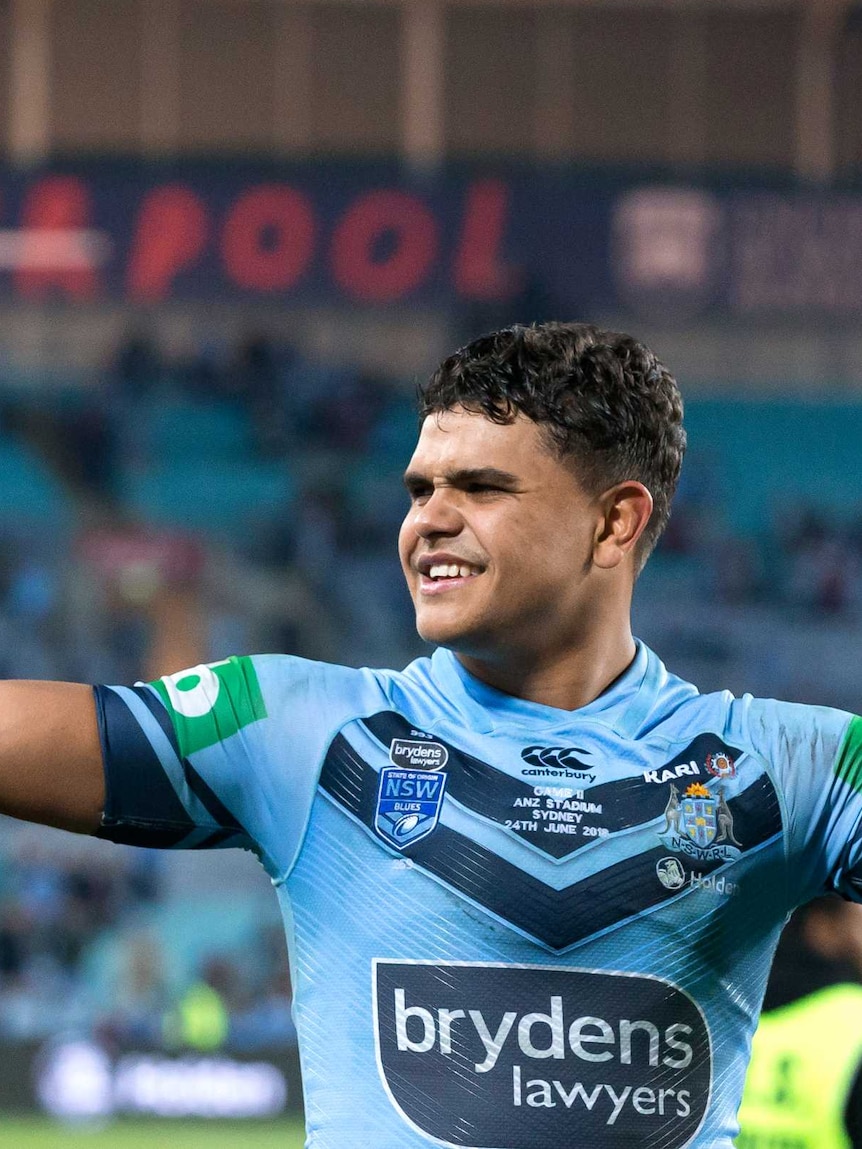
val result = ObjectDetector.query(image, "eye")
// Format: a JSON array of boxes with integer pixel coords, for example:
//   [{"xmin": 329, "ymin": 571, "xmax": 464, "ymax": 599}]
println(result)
[
  {"xmin": 407, "ymin": 483, "xmax": 433, "ymax": 504},
  {"xmin": 465, "ymin": 482, "xmax": 502, "ymax": 496}
]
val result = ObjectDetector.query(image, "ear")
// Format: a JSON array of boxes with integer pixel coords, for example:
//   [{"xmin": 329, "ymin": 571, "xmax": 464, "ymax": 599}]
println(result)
[{"xmin": 592, "ymin": 482, "xmax": 654, "ymax": 570}]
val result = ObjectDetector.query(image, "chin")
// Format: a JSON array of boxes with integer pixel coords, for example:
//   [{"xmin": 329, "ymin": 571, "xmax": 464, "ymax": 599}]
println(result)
[
  {"xmin": 413, "ymin": 610, "xmax": 493, "ymax": 655},
  {"xmin": 414, "ymin": 609, "xmax": 471, "ymax": 649},
  {"xmin": 415, "ymin": 620, "xmax": 462, "ymax": 648}
]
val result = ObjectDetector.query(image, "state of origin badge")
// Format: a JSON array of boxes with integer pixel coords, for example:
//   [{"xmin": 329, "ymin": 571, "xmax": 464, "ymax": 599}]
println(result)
[{"xmin": 374, "ymin": 738, "xmax": 448, "ymax": 849}]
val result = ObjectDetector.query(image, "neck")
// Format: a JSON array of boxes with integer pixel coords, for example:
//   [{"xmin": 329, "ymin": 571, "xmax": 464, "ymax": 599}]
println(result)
[{"xmin": 455, "ymin": 621, "xmax": 637, "ymax": 712}]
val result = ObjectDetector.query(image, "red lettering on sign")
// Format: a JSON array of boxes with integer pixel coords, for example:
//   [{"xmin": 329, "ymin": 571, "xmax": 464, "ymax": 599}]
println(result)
[
  {"xmin": 16, "ymin": 176, "xmax": 100, "ymax": 300},
  {"xmin": 454, "ymin": 179, "xmax": 517, "ymax": 300},
  {"xmin": 222, "ymin": 185, "xmax": 315, "ymax": 292},
  {"xmin": 331, "ymin": 190, "xmax": 437, "ymax": 303},
  {"xmin": 127, "ymin": 185, "xmax": 208, "ymax": 301}
]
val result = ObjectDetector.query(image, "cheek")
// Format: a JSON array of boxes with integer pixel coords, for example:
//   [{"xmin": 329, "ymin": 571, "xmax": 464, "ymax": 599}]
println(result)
[
  {"xmin": 397, "ymin": 516, "xmax": 415, "ymax": 569},
  {"xmin": 502, "ymin": 520, "xmax": 585, "ymax": 587}
]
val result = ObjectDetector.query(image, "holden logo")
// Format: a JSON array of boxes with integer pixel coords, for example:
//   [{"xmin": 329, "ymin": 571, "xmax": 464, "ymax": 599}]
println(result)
[{"xmin": 656, "ymin": 857, "xmax": 686, "ymax": 891}]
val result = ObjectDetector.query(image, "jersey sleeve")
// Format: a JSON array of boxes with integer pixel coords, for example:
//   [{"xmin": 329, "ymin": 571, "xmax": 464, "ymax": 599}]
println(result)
[
  {"xmin": 93, "ymin": 653, "xmax": 358, "ymax": 879},
  {"xmin": 743, "ymin": 697, "xmax": 862, "ymax": 904}
]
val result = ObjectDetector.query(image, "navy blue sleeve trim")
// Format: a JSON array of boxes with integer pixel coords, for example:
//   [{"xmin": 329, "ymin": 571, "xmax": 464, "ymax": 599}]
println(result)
[
  {"xmin": 184, "ymin": 759, "xmax": 244, "ymax": 832},
  {"xmin": 126, "ymin": 684, "xmax": 183, "ymax": 758},
  {"xmin": 92, "ymin": 684, "xmax": 252, "ymax": 851},
  {"xmin": 94, "ymin": 684, "xmax": 195, "ymax": 831},
  {"xmin": 126, "ymin": 685, "xmax": 245, "ymax": 833}
]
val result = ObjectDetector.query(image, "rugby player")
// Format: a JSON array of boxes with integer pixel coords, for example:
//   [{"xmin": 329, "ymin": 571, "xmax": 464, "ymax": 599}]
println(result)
[{"xmin": 0, "ymin": 321, "xmax": 857, "ymax": 1148}]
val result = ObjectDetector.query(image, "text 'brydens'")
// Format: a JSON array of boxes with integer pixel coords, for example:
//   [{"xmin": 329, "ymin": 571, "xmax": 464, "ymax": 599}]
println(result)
[{"xmin": 374, "ymin": 962, "xmax": 711, "ymax": 1148}]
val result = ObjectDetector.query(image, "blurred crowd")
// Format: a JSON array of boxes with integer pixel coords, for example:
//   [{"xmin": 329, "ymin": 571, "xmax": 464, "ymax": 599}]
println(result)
[
  {"xmin": 661, "ymin": 492, "xmax": 862, "ymax": 617},
  {"xmin": 0, "ymin": 328, "xmax": 420, "ymax": 683},
  {"xmin": 0, "ymin": 823, "xmax": 294, "ymax": 1052},
  {"xmin": 0, "ymin": 833, "xmax": 157, "ymax": 1040}
]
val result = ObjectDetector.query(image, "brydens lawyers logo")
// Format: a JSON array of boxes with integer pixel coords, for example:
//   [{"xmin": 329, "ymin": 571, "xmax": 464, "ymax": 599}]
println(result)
[
  {"xmin": 373, "ymin": 960, "xmax": 711, "ymax": 1149},
  {"xmin": 389, "ymin": 738, "xmax": 448, "ymax": 771},
  {"xmin": 374, "ymin": 738, "xmax": 448, "ymax": 849}
]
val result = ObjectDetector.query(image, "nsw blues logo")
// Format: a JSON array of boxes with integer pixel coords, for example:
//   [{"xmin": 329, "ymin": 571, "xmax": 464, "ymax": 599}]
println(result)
[
  {"xmin": 375, "ymin": 739, "xmax": 448, "ymax": 849},
  {"xmin": 683, "ymin": 790, "xmax": 717, "ymax": 848},
  {"xmin": 659, "ymin": 781, "xmax": 742, "ymax": 862}
]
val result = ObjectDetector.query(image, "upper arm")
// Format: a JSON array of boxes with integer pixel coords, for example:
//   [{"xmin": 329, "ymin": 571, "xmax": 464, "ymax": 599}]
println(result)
[
  {"xmin": 0, "ymin": 680, "xmax": 104, "ymax": 833},
  {"xmin": 94, "ymin": 661, "xmax": 266, "ymax": 853},
  {"xmin": 95, "ymin": 654, "xmax": 361, "ymax": 874},
  {"xmin": 745, "ymin": 697, "xmax": 862, "ymax": 901}
]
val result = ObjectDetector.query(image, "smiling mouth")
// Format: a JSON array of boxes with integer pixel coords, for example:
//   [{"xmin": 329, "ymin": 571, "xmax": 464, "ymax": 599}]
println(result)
[
  {"xmin": 417, "ymin": 561, "xmax": 484, "ymax": 594},
  {"xmin": 427, "ymin": 563, "xmax": 482, "ymax": 580}
]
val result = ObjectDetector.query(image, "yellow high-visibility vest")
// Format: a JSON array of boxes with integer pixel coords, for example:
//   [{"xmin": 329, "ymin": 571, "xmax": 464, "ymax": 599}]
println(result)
[
  {"xmin": 163, "ymin": 981, "xmax": 229, "ymax": 1051},
  {"xmin": 736, "ymin": 984, "xmax": 862, "ymax": 1149}
]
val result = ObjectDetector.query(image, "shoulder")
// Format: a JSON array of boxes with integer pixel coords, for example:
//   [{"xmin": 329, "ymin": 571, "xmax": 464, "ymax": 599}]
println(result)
[
  {"xmin": 645, "ymin": 677, "xmax": 855, "ymax": 768},
  {"xmin": 147, "ymin": 653, "xmax": 408, "ymax": 758},
  {"xmin": 643, "ymin": 655, "xmax": 854, "ymax": 748},
  {"xmin": 251, "ymin": 652, "xmax": 378, "ymax": 692},
  {"xmin": 728, "ymin": 694, "xmax": 854, "ymax": 760},
  {"xmin": 240, "ymin": 652, "xmax": 407, "ymax": 718}
]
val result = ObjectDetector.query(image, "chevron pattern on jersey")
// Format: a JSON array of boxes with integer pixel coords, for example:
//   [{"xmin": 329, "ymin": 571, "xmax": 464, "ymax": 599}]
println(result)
[
  {"xmin": 319, "ymin": 729, "xmax": 783, "ymax": 950},
  {"xmin": 360, "ymin": 711, "xmax": 741, "ymax": 862}
]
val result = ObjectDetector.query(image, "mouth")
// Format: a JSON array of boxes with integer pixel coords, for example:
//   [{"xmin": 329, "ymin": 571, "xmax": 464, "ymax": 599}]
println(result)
[{"xmin": 416, "ymin": 557, "xmax": 485, "ymax": 596}]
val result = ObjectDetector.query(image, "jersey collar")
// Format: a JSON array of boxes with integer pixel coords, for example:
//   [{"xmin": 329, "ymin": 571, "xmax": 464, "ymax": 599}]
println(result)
[{"xmin": 429, "ymin": 641, "xmax": 664, "ymax": 737}]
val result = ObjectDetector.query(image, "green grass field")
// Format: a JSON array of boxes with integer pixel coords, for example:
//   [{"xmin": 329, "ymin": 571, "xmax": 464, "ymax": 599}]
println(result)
[{"xmin": 0, "ymin": 1117, "xmax": 306, "ymax": 1147}]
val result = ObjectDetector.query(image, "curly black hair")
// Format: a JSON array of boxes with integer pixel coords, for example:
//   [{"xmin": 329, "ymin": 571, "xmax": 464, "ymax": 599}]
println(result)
[{"xmin": 419, "ymin": 322, "xmax": 686, "ymax": 567}]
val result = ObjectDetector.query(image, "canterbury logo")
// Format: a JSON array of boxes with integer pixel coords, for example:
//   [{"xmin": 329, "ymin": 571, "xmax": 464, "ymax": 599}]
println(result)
[{"xmin": 521, "ymin": 746, "xmax": 590, "ymax": 769}]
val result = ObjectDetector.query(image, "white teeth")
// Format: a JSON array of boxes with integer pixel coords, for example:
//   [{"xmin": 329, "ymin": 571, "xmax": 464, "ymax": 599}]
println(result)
[{"xmin": 427, "ymin": 562, "xmax": 480, "ymax": 580}]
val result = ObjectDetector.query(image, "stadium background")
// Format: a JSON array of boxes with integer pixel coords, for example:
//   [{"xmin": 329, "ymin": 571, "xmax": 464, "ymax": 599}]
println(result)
[{"xmin": 0, "ymin": 0, "xmax": 860, "ymax": 1143}]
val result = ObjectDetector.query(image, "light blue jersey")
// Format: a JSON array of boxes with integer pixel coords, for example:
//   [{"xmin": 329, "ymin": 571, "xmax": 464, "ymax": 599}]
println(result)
[{"xmin": 94, "ymin": 642, "xmax": 862, "ymax": 1149}]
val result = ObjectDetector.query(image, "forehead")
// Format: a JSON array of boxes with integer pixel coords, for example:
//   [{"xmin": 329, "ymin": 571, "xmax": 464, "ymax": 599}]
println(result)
[{"xmin": 408, "ymin": 407, "xmax": 550, "ymax": 470}]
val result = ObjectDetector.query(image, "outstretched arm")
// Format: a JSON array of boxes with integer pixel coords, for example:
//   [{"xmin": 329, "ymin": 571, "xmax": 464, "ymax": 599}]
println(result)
[
  {"xmin": 0, "ymin": 579, "xmax": 209, "ymax": 837},
  {"xmin": 0, "ymin": 681, "xmax": 103, "ymax": 834}
]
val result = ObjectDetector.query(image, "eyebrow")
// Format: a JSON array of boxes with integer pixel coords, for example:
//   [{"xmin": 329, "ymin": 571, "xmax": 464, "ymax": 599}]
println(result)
[{"xmin": 402, "ymin": 466, "xmax": 521, "ymax": 493}]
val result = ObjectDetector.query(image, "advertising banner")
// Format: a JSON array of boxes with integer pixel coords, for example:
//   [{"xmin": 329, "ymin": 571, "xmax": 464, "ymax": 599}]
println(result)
[
  {"xmin": 0, "ymin": 1037, "xmax": 302, "ymax": 1119},
  {"xmin": 0, "ymin": 161, "xmax": 860, "ymax": 320}
]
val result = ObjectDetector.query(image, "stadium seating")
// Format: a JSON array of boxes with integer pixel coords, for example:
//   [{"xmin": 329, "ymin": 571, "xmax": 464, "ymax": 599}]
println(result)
[
  {"xmin": 0, "ymin": 437, "xmax": 72, "ymax": 534},
  {"xmin": 684, "ymin": 400, "xmax": 862, "ymax": 534}
]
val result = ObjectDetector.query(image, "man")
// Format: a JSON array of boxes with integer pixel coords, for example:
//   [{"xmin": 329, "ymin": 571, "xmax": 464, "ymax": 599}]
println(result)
[
  {"xmin": 737, "ymin": 897, "xmax": 862, "ymax": 1149},
  {"xmin": 0, "ymin": 321, "xmax": 859, "ymax": 1148}
]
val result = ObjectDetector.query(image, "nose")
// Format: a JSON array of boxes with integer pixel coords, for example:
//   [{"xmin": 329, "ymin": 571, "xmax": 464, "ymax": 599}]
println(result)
[{"xmin": 411, "ymin": 487, "xmax": 463, "ymax": 540}]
